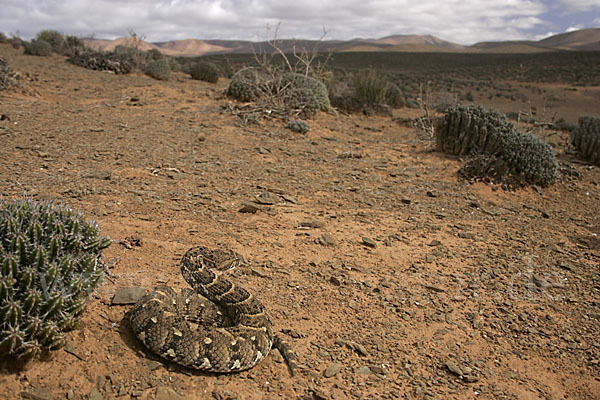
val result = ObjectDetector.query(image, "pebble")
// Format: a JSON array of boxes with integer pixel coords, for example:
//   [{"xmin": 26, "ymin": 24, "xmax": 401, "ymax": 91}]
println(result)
[
  {"xmin": 355, "ymin": 366, "xmax": 372, "ymax": 374},
  {"xmin": 111, "ymin": 287, "xmax": 147, "ymax": 305},
  {"xmin": 238, "ymin": 202, "xmax": 259, "ymax": 213},
  {"xmin": 361, "ymin": 237, "xmax": 377, "ymax": 248},
  {"xmin": 324, "ymin": 363, "xmax": 344, "ymax": 378},
  {"xmin": 317, "ymin": 233, "xmax": 335, "ymax": 246},
  {"xmin": 445, "ymin": 360, "xmax": 463, "ymax": 376},
  {"xmin": 156, "ymin": 386, "xmax": 184, "ymax": 400},
  {"xmin": 300, "ymin": 220, "xmax": 325, "ymax": 228},
  {"xmin": 255, "ymin": 191, "xmax": 279, "ymax": 205},
  {"xmin": 88, "ymin": 389, "xmax": 103, "ymax": 400},
  {"xmin": 146, "ymin": 360, "xmax": 163, "ymax": 371},
  {"xmin": 20, "ymin": 389, "xmax": 53, "ymax": 400}
]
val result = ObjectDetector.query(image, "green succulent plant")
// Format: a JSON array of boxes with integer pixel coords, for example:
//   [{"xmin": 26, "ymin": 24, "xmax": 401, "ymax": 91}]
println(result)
[
  {"xmin": 0, "ymin": 199, "xmax": 111, "ymax": 360},
  {"xmin": 571, "ymin": 116, "xmax": 600, "ymax": 165},
  {"xmin": 287, "ymin": 119, "xmax": 310, "ymax": 134},
  {"xmin": 437, "ymin": 104, "xmax": 558, "ymax": 186}
]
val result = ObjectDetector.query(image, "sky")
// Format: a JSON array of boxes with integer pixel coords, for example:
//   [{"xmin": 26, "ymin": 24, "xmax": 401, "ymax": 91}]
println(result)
[{"xmin": 1, "ymin": 0, "xmax": 600, "ymax": 45}]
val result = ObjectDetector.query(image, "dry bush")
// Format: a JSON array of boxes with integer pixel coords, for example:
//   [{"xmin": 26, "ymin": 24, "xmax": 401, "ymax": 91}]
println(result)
[
  {"xmin": 24, "ymin": 39, "xmax": 52, "ymax": 56},
  {"xmin": 190, "ymin": 61, "xmax": 219, "ymax": 83}
]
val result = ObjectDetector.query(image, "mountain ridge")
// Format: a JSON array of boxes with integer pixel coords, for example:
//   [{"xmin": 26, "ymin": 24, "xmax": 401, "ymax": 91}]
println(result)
[{"xmin": 83, "ymin": 28, "xmax": 600, "ymax": 56}]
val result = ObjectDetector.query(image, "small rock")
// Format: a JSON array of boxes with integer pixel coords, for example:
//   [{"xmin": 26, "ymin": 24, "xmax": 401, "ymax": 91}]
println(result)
[
  {"xmin": 300, "ymin": 220, "xmax": 325, "ymax": 228},
  {"xmin": 20, "ymin": 388, "xmax": 53, "ymax": 400},
  {"xmin": 428, "ymin": 240, "xmax": 441, "ymax": 247},
  {"xmin": 111, "ymin": 287, "xmax": 147, "ymax": 305},
  {"xmin": 458, "ymin": 232, "xmax": 475, "ymax": 239},
  {"xmin": 445, "ymin": 360, "xmax": 463, "ymax": 376},
  {"xmin": 89, "ymin": 388, "xmax": 104, "ymax": 400},
  {"xmin": 361, "ymin": 237, "xmax": 377, "ymax": 248},
  {"xmin": 324, "ymin": 363, "xmax": 344, "ymax": 378},
  {"xmin": 401, "ymin": 199, "xmax": 411, "ymax": 205},
  {"xmin": 256, "ymin": 146, "xmax": 271, "ymax": 154},
  {"xmin": 238, "ymin": 202, "xmax": 259, "ymax": 213},
  {"xmin": 338, "ymin": 151, "xmax": 363, "ymax": 159},
  {"xmin": 317, "ymin": 233, "xmax": 335, "ymax": 246},
  {"xmin": 329, "ymin": 276, "xmax": 342, "ymax": 286},
  {"xmin": 83, "ymin": 170, "xmax": 112, "ymax": 180},
  {"xmin": 368, "ymin": 365, "xmax": 388, "ymax": 375},
  {"xmin": 350, "ymin": 342, "xmax": 369, "ymax": 356},
  {"xmin": 355, "ymin": 366, "xmax": 372, "ymax": 374},
  {"xmin": 281, "ymin": 194, "xmax": 298, "ymax": 204},
  {"xmin": 255, "ymin": 191, "xmax": 279, "ymax": 205},
  {"xmin": 156, "ymin": 386, "xmax": 184, "ymax": 400},
  {"xmin": 146, "ymin": 360, "xmax": 163, "ymax": 371},
  {"xmin": 270, "ymin": 348, "xmax": 284, "ymax": 363}
]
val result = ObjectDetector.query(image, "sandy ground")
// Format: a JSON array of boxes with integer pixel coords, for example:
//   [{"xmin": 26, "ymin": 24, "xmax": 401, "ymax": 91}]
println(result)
[{"xmin": 0, "ymin": 44, "xmax": 599, "ymax": 399}]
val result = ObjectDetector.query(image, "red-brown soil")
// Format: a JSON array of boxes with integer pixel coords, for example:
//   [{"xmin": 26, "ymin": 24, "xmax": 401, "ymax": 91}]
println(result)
[{"xmin": 0, "ymin": 44, "xmax": 599, "ymax": 399}]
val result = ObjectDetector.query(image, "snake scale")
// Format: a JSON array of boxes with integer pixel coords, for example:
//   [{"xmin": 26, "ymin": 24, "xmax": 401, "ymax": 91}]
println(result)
[{"xmin": 130, "ymin": 246, "xmax": 296, "ymax": 374}]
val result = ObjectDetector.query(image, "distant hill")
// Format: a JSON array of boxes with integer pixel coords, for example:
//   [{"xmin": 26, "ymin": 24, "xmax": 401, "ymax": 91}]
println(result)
[
  {"xmin": 537, "ymin": 28, "xmax": 600, "ymax": 51},
  {"xmin": 83, "ymin": 28, "xmax": 600, "ymax": 56}
]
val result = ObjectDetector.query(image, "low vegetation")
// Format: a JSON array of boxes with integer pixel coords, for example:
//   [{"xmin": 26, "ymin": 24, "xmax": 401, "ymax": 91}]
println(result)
[{"xmin": 0, "ymin": 199, "xmax": 111, "ymax": 360}]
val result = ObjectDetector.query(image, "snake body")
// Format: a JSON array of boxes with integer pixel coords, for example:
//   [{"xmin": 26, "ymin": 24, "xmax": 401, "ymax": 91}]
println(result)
[{"xmin": 130, "ymin": 246, "xmax": 294, "ymax": 373}]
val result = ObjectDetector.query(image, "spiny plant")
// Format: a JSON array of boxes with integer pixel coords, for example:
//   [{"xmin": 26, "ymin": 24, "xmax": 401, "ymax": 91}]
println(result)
[
  {"xmin": 571, "ymin": 116, "xmax": 600, "ymax": 165},
  {"xmin": 190, "ymin": 61, "xmax": 220, "ymax": 83},
  {"xmin": 0, "ymin": 57, "xmax": 20, "ymax": 90},
  {"xmin": 437, "ymin": 104, "xmax": 558, "ymax": 186},
  {"xmin": 287, "ymin": 119, "xmax": 310, "ymax": 134},
  {"xmin": 0, "ymin": 199, "xmax": 111, "ymax": 360}
]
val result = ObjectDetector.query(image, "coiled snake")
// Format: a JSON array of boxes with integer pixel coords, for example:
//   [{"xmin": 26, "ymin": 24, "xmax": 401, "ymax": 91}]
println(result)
[{"xmin": 130, "ymin": 246, "xmax": 296, "ymax": 374}]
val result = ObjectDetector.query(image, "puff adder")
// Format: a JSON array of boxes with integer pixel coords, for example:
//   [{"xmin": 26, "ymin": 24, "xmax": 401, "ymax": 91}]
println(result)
[{"xmin": 130, "ymin": 246, "xmax": 296, "ymax": 374}]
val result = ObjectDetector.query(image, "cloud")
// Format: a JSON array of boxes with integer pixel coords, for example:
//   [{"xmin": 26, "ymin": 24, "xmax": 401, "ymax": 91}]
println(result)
[{"xmin": 0, "ymin": 0, "xmax": 554, "ymax": 45}]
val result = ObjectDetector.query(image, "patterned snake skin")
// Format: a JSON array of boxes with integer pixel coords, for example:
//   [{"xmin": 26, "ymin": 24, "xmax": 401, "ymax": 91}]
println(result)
[{"xmin": 130, "ymin": 246, "xmax": 296, "ymax": 374}]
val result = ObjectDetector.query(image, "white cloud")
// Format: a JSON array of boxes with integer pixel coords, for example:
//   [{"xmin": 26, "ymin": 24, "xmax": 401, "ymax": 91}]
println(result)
[
  {"xmin": 566, "ymin": 25, "xmax": 585, "ymax": 32},
  {"xmin": 0, "ymin": 0, "xmax": 553, "ymax": 45}
]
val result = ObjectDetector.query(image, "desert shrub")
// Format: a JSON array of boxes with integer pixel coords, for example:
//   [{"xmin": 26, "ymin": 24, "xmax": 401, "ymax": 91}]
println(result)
[
  {"xmin": 275, "ymin": 73, "xmax": 331, "ymax": 117},
  {"xmin": 0, "ymin": 33, "xmax": 7, "ymax": 44},
  {"xmin": 145, "ymin": 58, "xmax": 170, "ymax": 81},
  {"xmin": 226, "ymin": 68, "xmax": 266, "ymax": 102},
  {"xmin": 68, "ymin": 50, "xmax": 134, "ymax": 74},
  {"xmin": 8, "ymin": 36, "xmax": 23, "ymax": 49},
  {"xmin": 571, "ymin": 116, "xmax": 600, "ymax": 165},
  {"xmin": 385, "ymin": 82, "xmax": 405, "ymax": 108},
  {"xmin": 146, "ymin": 48, "xmax": 163, "ymax": 61},
  {"xmin": 437, "ymin": 104, "xmax": 558, "ymax": 186},
  {"xmin": 0, "ymin": 199, "xmax": 111, "ymax": 360},
  {"xmin": 287, "ymin": 120, "xmax": 310, "ymax": 134},
  {"xmin": 0, "ymin": 58, "xmax": 20, "ymax": 90},
  {"xmin": 354, "ymin": 70, "xmax": 386, "ymax": 107},
  {"xmin": 62, "ymin": 35, "xmax": 86, "ymax": 57},
  {"xmin": 114, "ymin": 45, "xmax": 147, "ymax": 70},
  {"xmin": 35, "ymin": 30, "xmax": 65, "ymax": 53},
  {"xmin": 190, "ymin": 61, "xmax": 219, "ymax": 83},
  {"xmin": 24, "ymin": 39, "xmax": 52, "ymax": 56}
]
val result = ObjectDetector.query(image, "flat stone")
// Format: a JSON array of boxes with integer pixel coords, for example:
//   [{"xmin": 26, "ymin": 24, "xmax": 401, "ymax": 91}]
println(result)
[
  {"xmin": 88, "ymin": 388, "xmax": 103, "ymax": 400},
  {"xmin": 20, "ymin": 388, "xmax": 53, "ymax": 400},
  {"xmin": 111, "ymin": 287, "xmax": 147, "ymax": 305},
  {"xmin": 361, "ymin": 237, "xmax": 377, "ymax": 248},
  {"xmin": 156, "ymin": 386, "xmax": 184, "ymax": 400},
  {"xmin": 445, "ymin": 360, "xmax": 463, "ymax": 376},
  {"xmin": 300, "ymin": 220, "xmax": 325, "ymax": 228},
  {"xmin": 146, "ymin": 360, "xmax": 163, "ymax": 370},
  {"xmin": 324, "ymin": 363, "xmax": 344, "ymax": 378},
  {"xmin": 255, "ymin": 191, "xmax": 279, "ymax": 205},
  {"xmin": 238, "ymin": 202, "xmax": 260, "ymax": 213},
  {"xmin": 355, "ymin": 366, "xmax": 372, "ymax": 374},
  {"xmin": 318, "ymin": 233, "xmax": 335, "ymax": 246}
]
